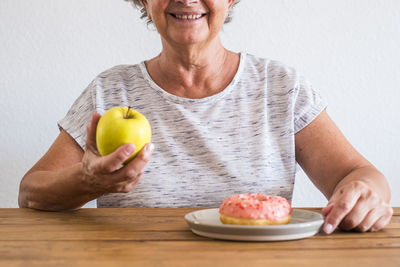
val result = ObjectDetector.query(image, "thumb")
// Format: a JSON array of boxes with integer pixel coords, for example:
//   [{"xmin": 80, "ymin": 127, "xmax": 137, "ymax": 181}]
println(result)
[{"xmin": 85, "ymin": 113, "xmax": 101, "ymax": 152}]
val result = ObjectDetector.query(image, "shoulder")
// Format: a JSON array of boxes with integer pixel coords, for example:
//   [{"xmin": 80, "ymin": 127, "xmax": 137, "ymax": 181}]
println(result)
[
  {"xmin": 242, "ymin": 53, "xmax": 303, "ymax": 92},
  {"xmin": 84, "ymin": 62, "xmax": 151, "ymax": 112},
  {"xmin": 88, "ymin": 63, "xmax": 148, "ymax": 97},
  {"xmin": 245, "ymin": 53, "xmax": 299, "ymax": 78},
  {"xmin": 95, "ymin": 63, "xmax": 143, "ymax": 82}
]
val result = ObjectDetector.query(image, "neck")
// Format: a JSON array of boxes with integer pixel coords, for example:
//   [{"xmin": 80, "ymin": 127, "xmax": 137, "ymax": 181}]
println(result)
[
  {"xmin": 145, "ymin": 37, "xmax": 239, "ymax": 98},
  {"xmin": 159, "ymin": 36, "xmax": 227, "ymax": 72}
]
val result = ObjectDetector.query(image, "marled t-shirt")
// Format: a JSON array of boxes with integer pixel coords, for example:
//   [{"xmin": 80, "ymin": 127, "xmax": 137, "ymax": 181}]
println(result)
[{"xmin": 58, "ymin": 52, "xmax": 327, "ymax": 208}]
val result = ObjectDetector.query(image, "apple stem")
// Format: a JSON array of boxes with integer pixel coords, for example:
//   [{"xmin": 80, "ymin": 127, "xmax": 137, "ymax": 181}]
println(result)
[{"xmin": 125, "ymin": 106, "xmax": 132, "ymax": 119}]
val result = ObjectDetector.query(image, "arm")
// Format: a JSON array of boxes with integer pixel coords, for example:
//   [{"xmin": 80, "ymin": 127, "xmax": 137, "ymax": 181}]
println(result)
[
  {"xmin": 295, "ymin": 110, "xmax": 393, "ymax": 233},
  {"xmin": 18, "ymin": 113, "xmax": 154, "ymax": 211}
]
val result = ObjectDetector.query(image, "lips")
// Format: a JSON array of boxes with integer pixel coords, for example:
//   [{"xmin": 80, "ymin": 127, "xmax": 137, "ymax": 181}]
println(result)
[{"xmin": 170, "ymin": 13, "xmax": 207, "ymax": 20}]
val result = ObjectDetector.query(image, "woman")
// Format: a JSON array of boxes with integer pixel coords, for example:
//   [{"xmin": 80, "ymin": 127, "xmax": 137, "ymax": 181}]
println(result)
[{"xmin": 18, "ymin": 0, "xmax": 392, "ymax": 235}]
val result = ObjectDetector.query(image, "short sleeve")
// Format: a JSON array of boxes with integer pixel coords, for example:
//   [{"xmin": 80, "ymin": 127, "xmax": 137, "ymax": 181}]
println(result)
[
  {"xmin": 293, "ymin": 75, "xmax": 328, "ymax": 133},
  {"xmin": 57, "ymin": 80, "xmax": 96, "ymax": 150}
]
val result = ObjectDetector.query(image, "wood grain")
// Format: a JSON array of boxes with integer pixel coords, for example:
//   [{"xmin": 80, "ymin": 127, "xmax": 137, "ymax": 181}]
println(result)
[{"xmin": 0, "ymin": 208, "xmax": 399, "ymax": 267}]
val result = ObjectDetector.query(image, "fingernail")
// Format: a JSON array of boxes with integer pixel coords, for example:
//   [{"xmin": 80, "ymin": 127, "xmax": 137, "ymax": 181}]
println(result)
[
  {"xmin": 125, "ymin": 144, "xmax": 135, "ymax": 156},
  {"xmin": 146, "ymin": 143, "xmax": 154, "ymax": 153},
  {"xmin": 323, "ymin": 223, "xmax": 334, "ymax": 234}
]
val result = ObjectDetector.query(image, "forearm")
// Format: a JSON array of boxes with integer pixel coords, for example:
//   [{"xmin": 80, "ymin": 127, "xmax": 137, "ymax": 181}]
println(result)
[
  {"xmin": 331, "ymin": 165, "xmax": 391, "ymax": 203},
  {"xmin": 18, "ymin": 163, "xmax": 103, "ymax": 211}
]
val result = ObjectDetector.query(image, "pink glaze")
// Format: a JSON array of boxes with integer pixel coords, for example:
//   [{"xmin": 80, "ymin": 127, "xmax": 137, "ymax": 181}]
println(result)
[{"xmin": 219, "ymin": 193, "xmax": 292, "ymax": 221}]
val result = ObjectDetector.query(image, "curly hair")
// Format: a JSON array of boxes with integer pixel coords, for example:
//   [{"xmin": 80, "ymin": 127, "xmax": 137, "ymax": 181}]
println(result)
[{"xmin": 124, "ymin": 0, "xmax": 240, "ymax": 24}]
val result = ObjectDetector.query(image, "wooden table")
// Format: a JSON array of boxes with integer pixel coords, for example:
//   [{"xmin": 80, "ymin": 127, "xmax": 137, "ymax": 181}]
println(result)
[{"xmin": 0, "ymin": 208, "xmax": 399, "ymax": 266}]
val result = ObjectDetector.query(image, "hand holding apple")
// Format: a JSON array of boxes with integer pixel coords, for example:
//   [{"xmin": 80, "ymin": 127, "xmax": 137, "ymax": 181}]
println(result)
[
  {"xmin": 96, "ymin": 106, "xmax": 152, "ymax": 164},
  {"xmin": 80, "ymin": 112, "xmax": 154, "ymax": 195}
]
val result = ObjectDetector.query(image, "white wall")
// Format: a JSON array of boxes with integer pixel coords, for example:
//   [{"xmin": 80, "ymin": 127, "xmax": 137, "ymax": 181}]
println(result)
[{"xmin": 1, "ymin": 0, "xmax": 399, "ymax": 208}]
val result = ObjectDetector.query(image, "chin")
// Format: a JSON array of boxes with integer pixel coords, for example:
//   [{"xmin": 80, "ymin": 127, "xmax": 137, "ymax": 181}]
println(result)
[
  {"xmin": 178, "ymin": 38, "xmax": 204, "ymax": 45},
  {"xmin": 173, "ymin": 34, "xmax": 215, "ymax": 47},
  {"xmin": 166, "ymin": 28, "xmax": 209, "ymax": 45}
]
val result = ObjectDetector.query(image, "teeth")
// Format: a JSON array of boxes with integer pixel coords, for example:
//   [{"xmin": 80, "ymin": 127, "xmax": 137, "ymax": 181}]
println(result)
[{"xmin": 175, "ymin": 14, "xmax": 202, "ymax": 20}]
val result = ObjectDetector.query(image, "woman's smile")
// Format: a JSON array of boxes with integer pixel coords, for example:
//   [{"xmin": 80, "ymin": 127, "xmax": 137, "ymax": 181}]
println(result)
[
  {"xmin": 141, "ymin": 0, "xmax": 233, "ymax": 46},
  {"xmin": 169, "ymin": 12, "xmax": 207, "ymax": 22}
]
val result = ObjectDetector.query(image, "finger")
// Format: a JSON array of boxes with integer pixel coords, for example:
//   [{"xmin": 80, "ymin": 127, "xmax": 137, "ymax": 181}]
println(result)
[
  {"xmin": 119, "ymin": 143, "xmax": 154, "ymax": 179},
  {"xmin": 323, "ymin": 187, "xmax": 362, "ymax": 234},
  {"xmin": 355, "ymin": 208, "xmax": 379, "ymax": 232},
  {"xmin": 112, "ymin": 173, "xmax": 143, "ymax": 193},
  {"xmin": 370, "ymin": 206, "xmax": 393, "ymax": 232},
  {"xmin": 323, "ymin": 189, "xmax": 342, "ymax": 215},
  {"xmin": 339, "ymin": 200, "xmax": 371, "ymax": 231},
  {"xmin": 85, "ymin": 113, "xmax": 101, "ymax": 152},
  {"xmin": 370, "ymin": 215, "xmax": 391, "ymax": 232},
  {"xmin": 98, "ymin": 143, "xmax": 136, "ymax": 173},
  {"xmin": 322, "ymin": 204, "xmax": 333, "ymax": 216}
]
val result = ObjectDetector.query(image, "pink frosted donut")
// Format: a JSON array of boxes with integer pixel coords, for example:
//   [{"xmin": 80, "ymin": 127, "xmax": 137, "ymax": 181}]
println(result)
[{"xmin": 219, "ymin": 193, "xmax": 292, "ymax": 225}]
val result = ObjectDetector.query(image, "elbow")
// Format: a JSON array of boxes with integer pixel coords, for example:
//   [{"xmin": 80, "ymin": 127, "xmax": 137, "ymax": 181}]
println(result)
[
  {"xmin": 18, "ymin": 195, "xmax": 73, "ymax": 211},
  {"xmin": 18, "ymin": 176, "xmax": 30, "ymax": 208},
  {"xmin": 17, "ymin": 176, "xmax": 58, "ymax": 211},
  {"xmin": 18, "ymin": 192, "xmax": 42, "ymax": 210},
  {"xmin": 19, "ymin": 193, "xmax": 83, "ymax": 212},
  {"xmin": 18, "ymin": 187, "xmax": 41, "ymax": 210},
  {"xmin": 18, "ymin": 196, "xmax": 28, "ymax": 208},
  {"xmin": 18, "ymin": 173, "xmax": 84, "ymax": 211}
]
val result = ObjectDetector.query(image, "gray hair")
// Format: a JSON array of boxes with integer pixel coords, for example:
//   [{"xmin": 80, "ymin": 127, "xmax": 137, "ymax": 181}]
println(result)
[{"xmin": 125, "ymin": 0, "xmax": 240, "ymax": 24}]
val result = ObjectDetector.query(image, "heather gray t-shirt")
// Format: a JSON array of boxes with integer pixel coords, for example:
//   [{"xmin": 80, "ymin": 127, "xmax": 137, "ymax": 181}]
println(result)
[{"xmin": 58, "ymin": 52, "xmax": 327, "ymax": 208}]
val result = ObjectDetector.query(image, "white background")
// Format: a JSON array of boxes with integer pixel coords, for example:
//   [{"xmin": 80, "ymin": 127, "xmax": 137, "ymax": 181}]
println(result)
[{"xmin": 1, "ymin": 0, "xmax": 399, "ymax": 208}]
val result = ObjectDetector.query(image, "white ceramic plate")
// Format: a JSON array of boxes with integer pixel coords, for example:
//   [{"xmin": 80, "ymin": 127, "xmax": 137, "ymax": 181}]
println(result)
[{"xmin": 184, "ymin": 208, "xmax": 324, "ymax": 241}]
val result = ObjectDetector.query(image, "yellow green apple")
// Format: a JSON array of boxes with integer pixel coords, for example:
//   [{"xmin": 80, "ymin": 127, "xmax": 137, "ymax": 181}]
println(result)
[{"xmin": 96, "ymin": 106, "xmax": 151, "ymax": 164}]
